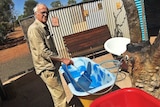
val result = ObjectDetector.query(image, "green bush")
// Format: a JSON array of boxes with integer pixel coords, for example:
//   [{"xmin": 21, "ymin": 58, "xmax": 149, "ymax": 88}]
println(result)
[{"xmin": 0, "ymin": 22, "xmax": 13, "ymax": 45}]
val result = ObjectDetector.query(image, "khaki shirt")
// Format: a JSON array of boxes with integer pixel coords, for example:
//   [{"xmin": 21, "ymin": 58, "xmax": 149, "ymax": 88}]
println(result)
[{"xmin": 27, "ymin": 19, "xmax": 61, "ymax": 75}]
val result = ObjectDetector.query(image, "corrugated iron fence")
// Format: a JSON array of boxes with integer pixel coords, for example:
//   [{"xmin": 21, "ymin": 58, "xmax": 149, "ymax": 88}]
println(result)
[{"xmin": 20, "ymin": 0, "xmax": 130, "ymax": 58}]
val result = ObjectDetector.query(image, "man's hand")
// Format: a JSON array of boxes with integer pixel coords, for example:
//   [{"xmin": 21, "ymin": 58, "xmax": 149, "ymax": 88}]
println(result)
[{"xmin": 61, "ymin": 58, "xmax": 74, "ymax": 65}]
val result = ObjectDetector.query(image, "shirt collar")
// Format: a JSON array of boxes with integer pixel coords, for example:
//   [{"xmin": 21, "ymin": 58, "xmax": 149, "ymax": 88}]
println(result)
[{"xmin": 35, "ymin": 19, "xmax": 47, "ymax": 28}]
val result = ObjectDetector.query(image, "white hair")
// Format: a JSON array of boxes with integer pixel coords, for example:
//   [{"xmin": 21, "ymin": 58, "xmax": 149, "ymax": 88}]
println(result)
[
  {"xmin": 33, "ymin": 4, "xmax": 38, "ymax": 13},
  {"xmin": 33, "ymin": 3, "xmax": 47, "ymax": 13}
]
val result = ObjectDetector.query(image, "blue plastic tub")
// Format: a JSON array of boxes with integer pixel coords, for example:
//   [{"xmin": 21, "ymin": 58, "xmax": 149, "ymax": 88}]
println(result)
[{"xmin": 59, "ymin": 57, "xmax": 117, "ymax": 96}]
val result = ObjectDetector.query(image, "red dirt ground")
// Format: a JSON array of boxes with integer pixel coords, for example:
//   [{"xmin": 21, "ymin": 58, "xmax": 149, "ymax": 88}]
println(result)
[{"xmin": 0, "ymin": 27, "xmax": 30, "ymax": 63}]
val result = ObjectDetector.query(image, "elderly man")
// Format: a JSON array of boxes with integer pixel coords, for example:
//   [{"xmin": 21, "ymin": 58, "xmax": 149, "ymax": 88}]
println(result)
[{"xmin": 27, "ymin": 3, "xmax": 74, "ymax": 107}]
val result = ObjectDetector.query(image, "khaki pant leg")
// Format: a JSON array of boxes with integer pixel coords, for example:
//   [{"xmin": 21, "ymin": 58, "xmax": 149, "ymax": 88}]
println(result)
[{"xmin": 40, "ymin": 70, "xmax": 69, "ymax": 107}]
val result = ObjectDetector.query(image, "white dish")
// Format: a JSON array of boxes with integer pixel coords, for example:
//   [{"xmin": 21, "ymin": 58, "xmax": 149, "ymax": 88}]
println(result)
[{"xmin": 104, "ymin": 37, "xmax": 130, "ymax": 56}]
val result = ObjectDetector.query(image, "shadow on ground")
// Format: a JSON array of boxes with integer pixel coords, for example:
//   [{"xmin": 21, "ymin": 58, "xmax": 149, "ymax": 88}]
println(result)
[
  {"xmin": 1, "ymin": 70, "xmax": 120, "ymax": 107},
  {"xmin": 2, "ymin": 71, "xmax": 54, "ymax": 107},
  {"xmin": 1, "ymin": 71, "xmax": 84, "ymax": 107}
]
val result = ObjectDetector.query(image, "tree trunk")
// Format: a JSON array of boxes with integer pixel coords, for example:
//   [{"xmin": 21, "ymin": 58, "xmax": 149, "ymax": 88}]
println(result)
[
  {"xmin": 120, "ymin": 0, "xmax": 160, "ymax": 99},
  {"xmin": 125, "ymin": 31, "xmax": 160, "ymax": 99},
  {"xmin": 122, "ymin": 0, "xmax": 142, "ymax": 43}
]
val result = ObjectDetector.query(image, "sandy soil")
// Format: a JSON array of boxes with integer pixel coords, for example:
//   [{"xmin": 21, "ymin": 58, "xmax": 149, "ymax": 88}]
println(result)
[
  {"xmin": 0, "ymin": 43, "xmax": 30, "ymax": 63},
  {"xmin": 0, "ymin": 27, "xmax": 30, "ymax": 63},
  {"xmin": 0, "ymin": 27, "xmax": 34, "ymax": 83}
]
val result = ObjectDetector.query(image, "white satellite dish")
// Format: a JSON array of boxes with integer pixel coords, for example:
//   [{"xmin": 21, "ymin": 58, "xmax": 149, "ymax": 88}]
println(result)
[{"xmin": 104, "ymin": 37, "xmax": 130, "ymax": 56}]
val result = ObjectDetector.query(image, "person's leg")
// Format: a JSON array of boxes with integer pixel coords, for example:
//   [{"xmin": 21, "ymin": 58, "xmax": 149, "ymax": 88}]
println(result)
[
  {"xmin": 40, "ymin": 70, "xmax": 69, "ymax": 107},
  {"xmin": 47, "ymin": 83, "xmax": 68, "ymax": 107}
]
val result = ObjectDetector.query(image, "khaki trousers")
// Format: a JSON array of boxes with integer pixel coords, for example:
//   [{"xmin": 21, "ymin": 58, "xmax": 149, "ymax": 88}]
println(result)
[{"xmin": 40, "ymin": 70, "xmax": 69, "ymax": 107}]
